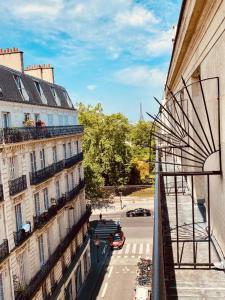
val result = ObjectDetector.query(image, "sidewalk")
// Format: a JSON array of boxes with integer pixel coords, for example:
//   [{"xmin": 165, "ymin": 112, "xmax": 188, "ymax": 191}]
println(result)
[{"xmin": 78, "ymin": 239, "xmax": 111, "ymax": 300}]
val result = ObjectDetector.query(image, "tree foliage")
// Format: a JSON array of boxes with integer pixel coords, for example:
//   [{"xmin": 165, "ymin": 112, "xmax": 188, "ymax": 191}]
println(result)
[{"xmin": 78, "ymin": 103, "xmax": 154, "ymax": 200}]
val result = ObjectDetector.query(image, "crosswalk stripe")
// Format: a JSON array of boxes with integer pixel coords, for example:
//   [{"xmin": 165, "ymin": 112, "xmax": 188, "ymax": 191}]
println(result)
[
  {"xmin": 139, "ymin": 243, "xmax": 143, "ymax": 254},
  {"xmin": 125, "ymin": 244, "xmax": 130, "ymax": 254},
  {"xmin": 132, "ymin": 243, "xmax": 137, "ymax": 254},
  {"xmin": 146, "ymin": 243, "xmax": 150, "ymax": 254}
]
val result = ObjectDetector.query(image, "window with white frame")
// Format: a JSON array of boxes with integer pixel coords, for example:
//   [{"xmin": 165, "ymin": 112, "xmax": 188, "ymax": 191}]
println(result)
[
  {"xmin": 2, "ymin": 112, "xmax": 10, "ymax": 128},
  {"xmin": 43, "ymin": 188, "xmax": 49, "ymax": 211},
  {"xmin": 15, "ymin": 203, "xmax": 22, "ymax": 231},
  {"xmin": 38, "ymin": 235, "xmax": 45, "ymax": 266},
  {"xmin": 50, "ymin": 87, "xmax": 61, "ymax": 106},
  {"xmin": 55, "ymin": 180, "xmax": 61, "ymax": 199},
  {"xmin": 14, "ymin": 75, "xmax": 29, "ymax": 101},
  {"xmin": 40, "ymin": 149, "xmax": 46, "ymax": 169},
  {"xmin": 68, "ymin": 142, "xmax": 72, "ymax": 158},
  {"xmin": 52, "ymin": 146, "xmax": 57, "ymax": 164},
  {"xmin": 34, "ymin": 193, "xmax": 40, "ymax": 216},
  {"xmin": 65, "ymin": 174, "xmax": 69, "ymax": 192},
  {"xmin": 34, "ymin": 81, "xmax": 47, "ymax": 104},
  {"xmin": 30, "ymin": 151, "xmax": 37, "ymax": 173},
  {"xmin": 63, "ymin": 144, "xmax": 67, "ymax": 159}
]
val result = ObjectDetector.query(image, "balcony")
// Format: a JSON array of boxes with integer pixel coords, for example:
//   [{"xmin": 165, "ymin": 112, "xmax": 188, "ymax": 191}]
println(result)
[
  {"xmin": 56, "ymin": 195, "xmax": 67, "ymax": 210},
  {"xmin": 16, "ymin": 207, "xmax": 92, "ymax": 300},
  {"xmin": 65, "ymin": 152, "xmax": 83, "ymax": 169},
  {"xmin": 0, "ymin": 239, "xmax": 9, "ymax": 263},
  {"xmin": 1, "ymin": 125, "xmax": 84, "ymax": 144},
  {"xmin": 9, "ymin": 175, "xmax": 27, "ymax": 196},
  {"xmin": 33, "ymin": 206, "xmax": 58, "ymax": 230},
  {"xmin": 66, "ymin": 179, "xmax": 85, "ymax": 202},
  {"xmin": 54, "ymin": 160, "xmax": 64, "ymax": 173},
  {"xmin": 14, "ymin": 226, "xmax": 32, "ymax": 247},
  {"xmin": 0, "ymin": 184, "xmax": 3, "ymax": 201}
]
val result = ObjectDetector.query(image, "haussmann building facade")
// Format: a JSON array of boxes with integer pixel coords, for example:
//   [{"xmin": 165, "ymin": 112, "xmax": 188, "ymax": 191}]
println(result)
[
  {"xmin": 151, "ymin": 0, "xmax": 225, "ymax": 299},
  {"xmin": 0, "ymin": 47, "xmax": 91, "ymax": 300}
]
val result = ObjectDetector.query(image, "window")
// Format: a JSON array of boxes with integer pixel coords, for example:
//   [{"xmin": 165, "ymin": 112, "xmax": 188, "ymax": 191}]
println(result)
[
  {"xmin": 50, "ymin": 87, "xmax": 61, "ymax": 106},
  {"xmin": 30, "ymin": 151, "xmax": 37, "ymax": 173},
  {"xmin": 71, "ymin": 172, "xmax": 75, "ymax": 188},
  {"xmin": 65, "ymin": 174, "xmax": 69, "ymax": 192},
  {"xmin": 14, "ymin": 75, "xmax": 29, "ymax": 101},
  {"xmin": 2, "ymin": 112, "xmax": 10, "ymax": 128},
  {"xmin": 63, "ymin": 115, "xmax": 68, "ymax": 126},
  {"xmin": 40, "ymin": 149, "xmax": 46, "ymax": 169},
  {"xmin": 43, "ymin": 188, "xmax": 49, "ymax": 211},
  {"xmin": 9, "ymin": 157, "xmax": 16, "ymax": 180},
  {"xmin": 34, "ymin": 113, "xmax": 40, "ymax": 123},
  {"xmin": 15, "ymin": 204, "xmax": 22, "ymax": 231},
  {"xmin": 52, "ymin": 146, "xmax": 57, "ymax": 163},
  {"xmin": 63, "ymin": 144, "xmax": 67, "ymax": 159},
  {"xmin": 0, "ymin": 273, "xmax": 4, "ymax": 300},
  {"xmin": 76, "ymin": 141, "xmax": 79, "ymax": 154},
  {"xmin": 34, "ymin": 81, "xmax": 47, "ymax": 104},
  {"xmin": 63, "ymin": 90, "xmax": 73, "ymax": 108},
  {"xmin": 34, "ymin": 193, "xmax": 40, "ymax": 216},
  {"xmin": 24, "ymin": 113, "xmax": 30, "ymax": 122},
  {"xmin": 38, "ymin": 235, "xmax": 45, "ymax": 266},
  {"xmin": 58, "ymin": 115, "xmax": 63, "ymax": 126},
  {"xmin": 68, "ymin": 142, "xmax": 72, "ymax": 158},
  {"xmin": 55, "ymin": 181, "xmax": 60, "ymax": 199},
  {"xmin": 47, "ymin": 114, "xmax": 53, "ymax": 126}
]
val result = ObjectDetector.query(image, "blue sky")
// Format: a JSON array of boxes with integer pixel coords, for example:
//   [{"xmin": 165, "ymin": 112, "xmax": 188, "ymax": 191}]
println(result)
[{"xmin": 0, "ymin": 0, "xmax": 182, "ymax": 122}]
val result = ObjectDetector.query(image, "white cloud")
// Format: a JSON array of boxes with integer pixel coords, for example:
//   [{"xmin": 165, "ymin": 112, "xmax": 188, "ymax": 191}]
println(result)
[
  {"xmin": 114, "ymin": 66, "xmax": 166, "ymax": 88},
  {"xmin": 115, "ymin": 6, "xmax": 159, "ymax": 28},
  {"xmin": 146, "ymin": 28, "xmax": 174, "ymax": 56},
  {"xmin": 87, "ymin": 85, "xmax": 97, "ymax": 91}
]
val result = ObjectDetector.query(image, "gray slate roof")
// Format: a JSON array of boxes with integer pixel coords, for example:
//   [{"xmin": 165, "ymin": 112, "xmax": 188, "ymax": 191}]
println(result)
[{"xmin": 0, "ymin": 65, "xmax": 75, "ymax": 110}]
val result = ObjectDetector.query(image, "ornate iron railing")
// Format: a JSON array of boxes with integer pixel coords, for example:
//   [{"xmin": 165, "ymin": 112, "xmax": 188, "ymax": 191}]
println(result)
[
  {"xmin": 14, "ymin": 227, "xmax": 32, "ymax": 247},
  {"xmin": 33, "ymin": 206, "xmax": 58, "ymax": 230},
  {"xmin": 0, "ymin": 184, "xmax": 3, "ymax": 201},
  {"xmin": 15, "ymin": 207, "xmax": 91, "ymax": 300},
  {"xmin": 1, "ymin": 125, "xmax": 84, "ymax": 144},
  {"xmin": 9, "ymin": 175, "xmax": 27, "ymax": 196},
  {"xmin": 65, "ymin": 152, "xmax": 83, "ymax": 169},
  {"xmin": 0, "ymin": 239, "xmax": 9, "ymax": 263},
  {"xmin": 66, "ymin": 180, "xmax": 85, "ymax": 202}
]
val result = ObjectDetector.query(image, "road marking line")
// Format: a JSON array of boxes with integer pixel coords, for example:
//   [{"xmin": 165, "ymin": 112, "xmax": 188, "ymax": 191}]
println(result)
[
  {"xmin": 101, "ymin": 283, "xmax": 108, "ymax": 298},
  {"xmin": 132, "ymin": 243, "xmax": 137, "ymax": 254},
  {"xmin": 146, "ymin": 243, "xmax": 150, "ymax": 254},
  {"xmin": 139, "ymin": 243, "xmax": 143, "ymax": 254},
  {"xmin": 125, "ymin": 243, "xmax": 130, "ymax": 254},
  {"xmin": 108, "ymin": 266, "xmax": 113, "ymax": 278}
]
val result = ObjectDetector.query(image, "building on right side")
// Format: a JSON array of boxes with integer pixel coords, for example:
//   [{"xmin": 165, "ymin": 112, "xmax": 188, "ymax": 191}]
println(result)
[{"xmin": 152, "ymin": 1, "xmax": 225, "ymax": 299}]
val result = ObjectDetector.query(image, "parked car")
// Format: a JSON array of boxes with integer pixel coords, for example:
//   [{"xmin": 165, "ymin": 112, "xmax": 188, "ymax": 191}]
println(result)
[
  {"xmin": 126, "ymin": 208, "xmax": 151, "ymax": 217},
  {"xmin": 109, "ymin": 231, "xmax": 125, "ymax": 250}
]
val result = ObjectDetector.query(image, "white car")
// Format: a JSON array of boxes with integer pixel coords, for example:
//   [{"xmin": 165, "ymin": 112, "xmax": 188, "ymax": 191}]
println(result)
[{"xmin": 134, "ymin": 286, "xmax": 151, "ymax": 300}]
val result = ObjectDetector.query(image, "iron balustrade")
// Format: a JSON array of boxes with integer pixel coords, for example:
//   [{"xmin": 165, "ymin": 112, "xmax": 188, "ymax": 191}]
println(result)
[
  {"xmin": 1, "ymin": 125, "xmax": 84, "ymax": 144},
  {"xmin": 54, "ymin": 160, "xmax": 65, "ymax": 173},
  {"xmin": 15, "ymin": 207, "xmax": 92, "ymax": 300},
  {"xmin": 0, "ymin": 239, "xmax": 9, "ymax": 263},
  {"xmin": 65, "ymin": 152, "xmax": 83, "ymax": 168},
  {"xmin": 56, "ymin": 195, "xmax": 67, "ymax": 210},
  {"xmin": 33, "ymin": 206, "xmax": 58, "ymax": 230},
  {"xmin": 0, "ymin": 184, "xmax": 3, "ymax": 201},
  {"xmin": 9, "ymin": 175, "xmax": 27, "ymax": 196},
  {"xmin": 66, "ymin": 180, "xmax": 85, "ymax": 202},
  {"xmin": 14, "ymin": 226, "xmax": 32, "ymax": 247}
]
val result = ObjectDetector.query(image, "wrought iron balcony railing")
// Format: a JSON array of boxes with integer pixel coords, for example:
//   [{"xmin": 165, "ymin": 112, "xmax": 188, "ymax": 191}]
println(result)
[
  {"xmin": 1, "ymin": 125, "xmax": 84, "ymax": 144},
  {"xmin": 65, "ymin": 152, "xmax": 83, "ymax": 169},
  {"xmin": 66, "ymin": 179, "xmax": 85, "ymax": 202},
  {"xmin": 0, "ymin": 239, "xmax": 9, "ymax": 263},
  {"xmin": 16, "ymin": 207, "xmax": 91, "ymax": 300},
  {"xmin": 0, "ymin": 184, "xmax": 3, "ymax": 201},
  {"xmin": 33, "ymin": 206, "xmax": 58, "ymax": 230},
  {"xmin": 14, "ymin": 226, "xmax": 32, "ymax": 247},
  {"xmin": 54, "ymin": 160, "xmax": 64, "ymax": 173},
  {"xmin": 9, "ymin": 175, "xmax": 27, "ymax": 196}
]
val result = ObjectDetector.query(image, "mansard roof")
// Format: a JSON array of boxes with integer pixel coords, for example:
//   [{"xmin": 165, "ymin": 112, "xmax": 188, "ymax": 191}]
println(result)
[{"xmin": 0, "ymin": 64, "xmax": 75, "ymax": 110}]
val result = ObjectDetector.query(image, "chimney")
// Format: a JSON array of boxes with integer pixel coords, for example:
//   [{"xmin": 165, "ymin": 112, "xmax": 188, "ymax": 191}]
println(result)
[
  {"xmin": 0, "ymin": 48, "xmax": 24, "ymax": 72},
  {"xmin": 24, "ymin": 64, "xmax": 54, "ymax": 83}
]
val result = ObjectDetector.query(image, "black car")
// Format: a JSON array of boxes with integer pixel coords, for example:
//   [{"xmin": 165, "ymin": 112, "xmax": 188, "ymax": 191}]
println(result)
[{"xmin": 126, "ymin": 208, "xmax": 151, "ymax": 217}]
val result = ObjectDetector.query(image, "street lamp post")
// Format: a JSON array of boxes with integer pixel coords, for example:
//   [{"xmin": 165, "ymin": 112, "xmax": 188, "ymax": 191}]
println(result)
[{"xmin": 94, "ymin": 236, "xmax": 100, "ymax": 263}]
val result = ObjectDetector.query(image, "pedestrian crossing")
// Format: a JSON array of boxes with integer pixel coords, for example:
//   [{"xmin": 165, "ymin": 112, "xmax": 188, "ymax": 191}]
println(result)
[
  {"xmin": 93, "ymin": 220, "xmax": 120, "ymax": 240},
  {"xmin": 111, "ymin": 242, "xmax": 151, "ymax": 258}
]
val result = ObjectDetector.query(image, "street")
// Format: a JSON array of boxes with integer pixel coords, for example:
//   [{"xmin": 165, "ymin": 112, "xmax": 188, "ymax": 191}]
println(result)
[{"xmin": 93, "ymin": 197, "xmax": 153, "ymax": 300}]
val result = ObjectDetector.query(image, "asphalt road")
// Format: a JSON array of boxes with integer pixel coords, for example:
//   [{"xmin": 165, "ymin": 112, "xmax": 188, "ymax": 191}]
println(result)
[{"xmin": 93, "ymin": 198, "xmax": 153, "ymax": 300}]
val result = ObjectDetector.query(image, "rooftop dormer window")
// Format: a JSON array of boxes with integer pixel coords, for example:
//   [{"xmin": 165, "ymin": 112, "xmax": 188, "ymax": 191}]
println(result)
[
  {"xmin": 34, "ymin": 81, "xmax": 47, "ymax": 104},
  {"xmin": 63, "ymin": 90, "xmax": 73, "ymax": 108},
  {"xmin": 50, "ymin": 87, "xmax": 61, "ymax": 106},
  {"xmin": 14, "ymin": 75, "xmax": 29, "ymax": 101}
]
